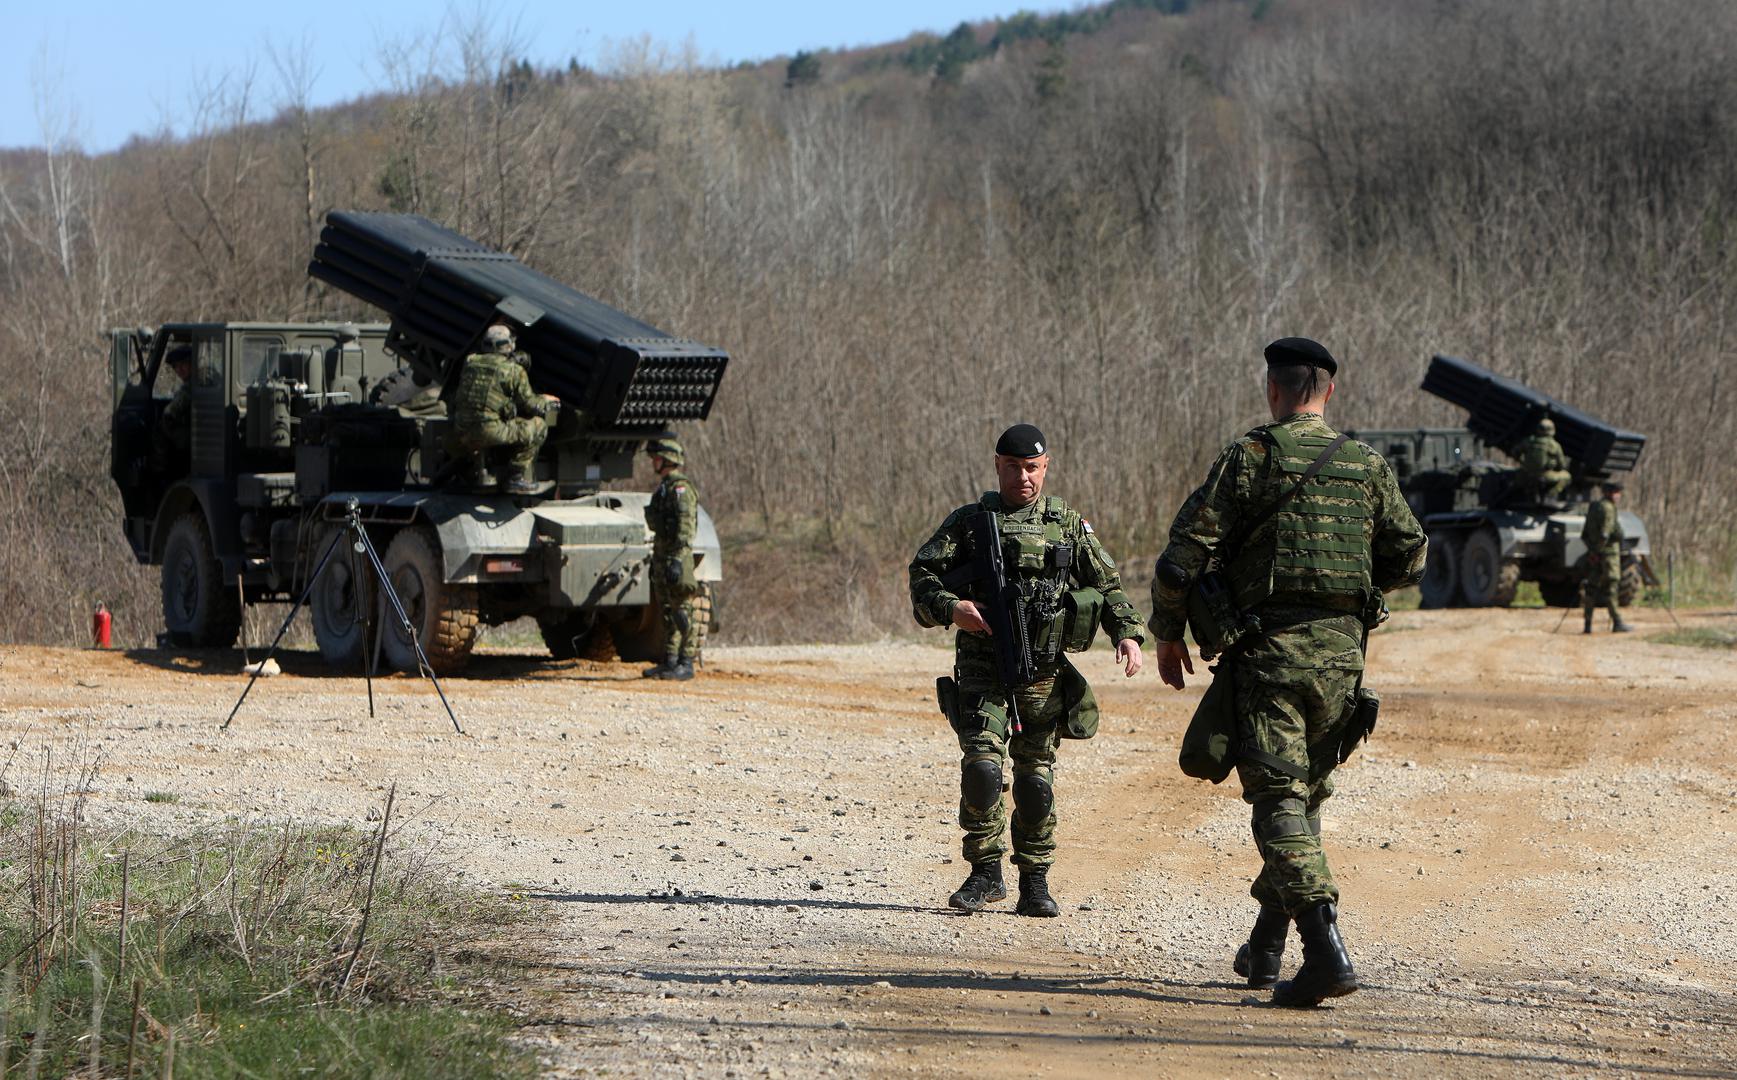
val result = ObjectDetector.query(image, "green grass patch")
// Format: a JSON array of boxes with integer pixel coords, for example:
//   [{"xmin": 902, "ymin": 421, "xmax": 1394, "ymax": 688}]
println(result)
[
  {"xmin": 141, "ymin": 790, "xmax": 179, "ymax": 804},
  {"xmin": 1647, "ymin": 626, "xmax": 1737, "ymax": 650},
  {"xmin": 0, "ymin": 789, "xmax": 536, "ymax": 1079}
]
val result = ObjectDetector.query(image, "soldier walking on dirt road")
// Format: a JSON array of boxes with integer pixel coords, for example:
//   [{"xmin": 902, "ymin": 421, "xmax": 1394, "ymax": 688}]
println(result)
[
  {"xmin": 1148, "ymin": 338, "xmax": 1426, "ymax": 1007},
  {"xmin": 909, "ymin": 424, "xmax": 1146, "ymax": 918}
]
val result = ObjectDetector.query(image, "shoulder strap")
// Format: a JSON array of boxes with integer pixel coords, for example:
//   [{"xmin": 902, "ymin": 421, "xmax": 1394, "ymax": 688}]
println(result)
[{"xmin": 1231, "ymin": 432, "xmax": 1352, "ymax": 551}]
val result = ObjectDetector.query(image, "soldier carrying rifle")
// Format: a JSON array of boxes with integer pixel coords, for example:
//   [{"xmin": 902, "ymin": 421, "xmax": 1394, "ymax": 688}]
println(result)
[{"xmin": 909, "ymin": 424, "xmax": 1146, "ymax": 917}]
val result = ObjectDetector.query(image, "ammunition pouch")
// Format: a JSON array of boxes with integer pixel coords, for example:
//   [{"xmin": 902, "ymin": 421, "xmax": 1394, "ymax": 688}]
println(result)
[
  {"xmin": 1186, "ymin": 570, "xmax": 1261, "ymax": 661},
  {"xmin": 1335, "ymin": 686, "xmax": 1379, "ymax": 765},
  {"xmin": 1178, "ymin": 659, "xmax": 1238, "ymax": 783},
  {"xmin": 1060, "ymin": 587, "xmax": 1104, "ymax": 653}
]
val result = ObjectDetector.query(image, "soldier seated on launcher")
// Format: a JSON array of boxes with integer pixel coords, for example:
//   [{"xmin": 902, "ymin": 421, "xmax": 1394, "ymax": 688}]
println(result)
[
  {"xmin": 1511, "ymin": 416, "xmax": 1571, "ymax": 505},
  {"xmin": 450, "ymin": 323, "xmax": 558, "ymax": 495}
]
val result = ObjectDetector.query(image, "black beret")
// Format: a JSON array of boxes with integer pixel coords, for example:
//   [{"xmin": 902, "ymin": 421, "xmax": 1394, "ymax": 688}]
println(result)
[
  {"xmin": 1604, "ymin": 478, "xmax": 1625, "ymax": 493},
  {"xmin": 1264, "ymin": 337, "xmax": 1338, "ymax": 377},
  {"xmin": 995, "ymin": 423, "xmax": 1048, "ymax": 458}
]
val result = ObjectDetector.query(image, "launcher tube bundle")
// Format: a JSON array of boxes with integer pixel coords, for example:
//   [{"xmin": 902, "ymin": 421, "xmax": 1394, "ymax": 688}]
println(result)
[
  {"xmin": 1421, "ymin": 354, "xmax": 1645, "ymax": 474},
  {"xmin": 309, "ymin": 211, "xmax": 727, "ymax": 428}
]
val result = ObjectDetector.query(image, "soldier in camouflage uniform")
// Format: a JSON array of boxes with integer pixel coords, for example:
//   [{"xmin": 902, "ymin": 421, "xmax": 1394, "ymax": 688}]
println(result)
[
  {"xmin": 1514, "ymin": 417, "xmax": 1571, "ymax": 504},
  {"xmin": 909, "ymin": 424, "xmax": 1147, "ymax": 918},
  {"xmin": 451, "ymin": 324, "xmax": 556, "ymax": 495},
  {"xmin": 1150, "ymin": 338, "xmax": 1426, "ymax": 1007},
  {"xmin": 1581, "ymin": 479, "xmax": 1630, "ymax": 634},
  {"xmin": 643, "ymin": 435, "xmax": 702, "ymax": 681}
]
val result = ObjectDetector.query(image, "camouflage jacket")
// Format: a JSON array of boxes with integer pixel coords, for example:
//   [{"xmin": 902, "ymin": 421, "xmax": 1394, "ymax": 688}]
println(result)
[
  {"xmin": 1149, "ymin": 413, "xmax": 1427, "ymax": 643},
  {"xmin": 1581, "ymin": 497, "xmax": 1624, "ymax": 552},
  {"xmin": 646, "ymin": 470, "xmax": 699, "ymax": 560},
  {"xmin": 1518, "ymin": 434, "xmax": 1568, "ymax": 475},
  {"xmin": 452, "ymin": 352, "xmax": 545, "ymax": 430},
  {"xmin": 909, "ymin": 492, "xmax": 1146, "ymax": 686}
]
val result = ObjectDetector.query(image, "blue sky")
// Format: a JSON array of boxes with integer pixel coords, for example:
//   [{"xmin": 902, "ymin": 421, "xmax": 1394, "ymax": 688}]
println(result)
[{"xmin": 6, "ymin": 1, "xmax": 1031, "ymax": 152}]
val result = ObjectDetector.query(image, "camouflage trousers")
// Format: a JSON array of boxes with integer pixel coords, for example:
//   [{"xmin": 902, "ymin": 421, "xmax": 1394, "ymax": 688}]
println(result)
[
  {"xmin": 953, "ymin": 677, "xmax": 1067, "ymax": 870},
  {"xmin": 651, "ymin": 578, "xmax": 701, "ymax": 662},
  {"xmin": 1583, "ymin": 548, "xmax": 1622, "ymax": 622},
  {"xmin": 1233, "ymin": 621, "xmax": 1364, "ymax": 915},
  {"xmin": 455, "ymin": 415, "xmax": 546, "ymax": 472}
]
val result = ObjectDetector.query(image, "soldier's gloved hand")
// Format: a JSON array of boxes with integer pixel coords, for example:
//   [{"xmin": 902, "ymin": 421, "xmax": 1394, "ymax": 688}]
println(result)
[{"xmin": 664, "ymin": 557, "xmax": 684, "ymax": 585}]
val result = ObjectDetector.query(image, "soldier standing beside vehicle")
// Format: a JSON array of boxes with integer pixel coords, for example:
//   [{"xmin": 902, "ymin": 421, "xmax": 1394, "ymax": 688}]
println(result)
[
  {"xmin": 1149, "ymin": 338, "xmax": 1426, "ymax": 1007},
  {"xmin": 1582, "ymin": 479, "xmax": 1630, "ymax": 634},
  {"xmin": 909, "ymin": 424, "xmax": 1146, "ymax": 918},
  {"xmin": 1515, "ymin": 417, "xmax": 1571, "ymax": 504},
  {"xmin": 643, "ymin": 435, "xmax": 702, "ymax": 681},
  {"xmin": 451, "ymin": 323, "xmax": 556, "ymax": 495}
]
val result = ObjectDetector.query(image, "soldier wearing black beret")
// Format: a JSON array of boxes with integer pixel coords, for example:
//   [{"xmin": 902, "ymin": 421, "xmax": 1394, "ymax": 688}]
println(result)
[
  {"xmin": 909, "ymin": 424, "xmax": 1148, "ymax": 918},
  {"xmin": 1147, "ymin": 337, "xmax": 1428, "ymax": 1006}
]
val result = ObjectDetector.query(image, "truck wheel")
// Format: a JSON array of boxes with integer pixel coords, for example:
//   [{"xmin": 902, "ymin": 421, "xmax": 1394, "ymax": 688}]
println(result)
[
  {"xmin": 693, "ymin": 584, "xmax": 716, "ymax": 654},
  {"xmin": 1458, "ymin": 528, "xmax": 1519, "ymax": 607},
  {"xmin": 1419, "ymin": 531, "xmax": 1462, "ymax": 609},
  {"xmin": 161, "ymin": 513, "xmax": 241, "ymax": 648},
  {"xmin": 538, "ymin": 609, "xmax": 601, "ymax": 661},
  {"xmin": 379, "ymin": 526, "xmax": 478, "ymax": 674},
  {"xmin": 1618, "ymin": 559, "xmax": 1643, "ymax": 607},
  {"xmin": 310, "ymin": 526, "xmax": 375, "ymax": 669},
  {"xmin": 609, "ymin": 604, "xmax": 664, "ymax": 663},
  {"xmin": 1537, "ymin": 577, "xmax": 1581, "ymax": 608}
]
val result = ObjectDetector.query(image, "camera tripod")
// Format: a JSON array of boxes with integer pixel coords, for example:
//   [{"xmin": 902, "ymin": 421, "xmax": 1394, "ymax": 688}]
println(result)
[{"xmin": 222, "ymin": 498, "xmax": 462, "ymax": 734}]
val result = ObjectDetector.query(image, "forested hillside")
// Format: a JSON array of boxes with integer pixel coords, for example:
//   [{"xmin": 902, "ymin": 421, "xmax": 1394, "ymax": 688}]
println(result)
[{"xmin": 2, "ymin": 0, "xmax": 1733, "ymax": 645}]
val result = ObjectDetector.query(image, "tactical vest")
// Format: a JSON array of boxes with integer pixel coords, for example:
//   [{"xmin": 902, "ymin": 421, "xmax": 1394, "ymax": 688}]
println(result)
[
  {"xmin": 453, "ymin": 354, "xmax": 512, "ymax": 425},
  {"xmin": 1226, "ymin": 424, "xmax": 1374, "ymax": 614},
  {"xmin": 969, "ymin": 494, "xmax": 1103, "ymax": 665}
]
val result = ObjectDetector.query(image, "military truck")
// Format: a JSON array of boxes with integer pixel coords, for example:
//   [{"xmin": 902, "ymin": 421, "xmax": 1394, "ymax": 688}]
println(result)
[
  {"xmin": 1350, "ymin": 354, "xmax": 1652, "ymax": 609},
  {"xmin": 108, "ymin": 211, "xmax": 729, "ymax": 671}
]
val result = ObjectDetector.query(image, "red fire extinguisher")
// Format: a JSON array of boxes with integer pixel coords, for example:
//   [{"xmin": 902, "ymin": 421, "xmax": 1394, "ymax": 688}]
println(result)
[{"xmin": 92, "ymin": 603, "xmax": 112, "ymax": 649}]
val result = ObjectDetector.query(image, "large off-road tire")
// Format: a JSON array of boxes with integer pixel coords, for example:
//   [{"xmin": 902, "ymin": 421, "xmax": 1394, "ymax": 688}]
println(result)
[
  {"xmin": 609, "ymin": 604, "xmax": 664, "ymax": 663},
  {"xmin": 378, "ymin": 526, "xmax": 479, "ymax": 674},
  {"xmin": 309, "ymin": 526, "xmax": 376, "ymax": 670},
  {"xmin": 1419, "ymin": 531, "xmax": 1462, "ymax": 609},
  {"xmin": 693, "ymin": 584, "xmax": 715, "ymax": 654},
  {"xmin": 1537, "ymin": 577, "xmax": 1582, "ymax": 608},
  {"xmin": 538, "ymin": 609, "xmax": 602, "ymax": 661},
  {"xmin": 161, "ymin": 513, "xmax": 241, "ymax": 648},
  {"xmin": 1618, "ymin": 558, "xmax": 1643, "ymax": 607},
  {"xmin": 1458, "ymin": 528, "xmax": 1519, "ymax": 607}
]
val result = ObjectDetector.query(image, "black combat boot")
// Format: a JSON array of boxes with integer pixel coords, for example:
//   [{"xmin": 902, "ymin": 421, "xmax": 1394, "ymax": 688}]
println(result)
[
  {"xmin": 642, "ymin": 654, "xmax": 676, "ymax": 678},
  {"xmin": 1612, "ymin": 616, "xmax": 1632, "ymax": 633},
  {"xmin": 658, "ymin": 657, "xmax": 695, "ymax": 681},
  {"xmin": 947, "ymin": 861, "xmax": 1006, "ymax": 913},
  {"xmin": 1016, "ymin": 867, "xmax": 1060, "ymax": 918},
  {"xmin": 1271, "ymin": 902, "xmax": 1358, "ymax": 1007},
  {"xmin": 1583, "ymin": 611, "xmax": 1594, "ymax": 635},
  {"xmin": 1234, "ymin": 906, "xmax": 1289, "ymax": 989}
]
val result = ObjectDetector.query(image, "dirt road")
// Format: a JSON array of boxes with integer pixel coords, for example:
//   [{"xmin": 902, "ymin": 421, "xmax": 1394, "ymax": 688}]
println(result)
[{"xmin": 3, "ymin": 606, "xmax": 1735, "ymax": 1078}]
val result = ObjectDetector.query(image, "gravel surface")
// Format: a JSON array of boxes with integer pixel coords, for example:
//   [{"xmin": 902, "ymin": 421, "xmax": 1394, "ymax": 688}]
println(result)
[{"xmin": 2, "ymin": 605, "xmax": 1734, "ymax": 1077}]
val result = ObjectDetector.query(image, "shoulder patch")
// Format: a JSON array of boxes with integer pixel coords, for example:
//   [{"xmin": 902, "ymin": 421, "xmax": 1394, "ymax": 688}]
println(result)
[
  {"xmin": 917, "ymin": 540, "xmax": 945, "ymax": 561},
  {"xmin": 1082, "ymin": 519, "xmax": 1094, "ymax": 534}
]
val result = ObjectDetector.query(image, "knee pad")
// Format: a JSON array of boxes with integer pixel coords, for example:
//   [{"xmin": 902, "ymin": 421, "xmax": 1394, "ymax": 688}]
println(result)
[
  {"xmin": 1012, "ymin": 774, "xmax": 1053, "ymax": 823},
  {"xmin": 962, "ymin": 759, "xmax": 1002, "ymax": 813},
  {"xmin": 672, "ymin": 609, "xmax": 691, "ymax": 633},
  {"xmin": 1253, "ymin": 797, "xmax": 1311, "ymax": 843}
]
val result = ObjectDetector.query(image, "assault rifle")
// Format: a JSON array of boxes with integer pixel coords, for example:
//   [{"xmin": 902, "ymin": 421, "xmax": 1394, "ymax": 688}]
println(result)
[{"xmin": 941, "ymin": 511, "xmax": 1038, "ymax": 733}]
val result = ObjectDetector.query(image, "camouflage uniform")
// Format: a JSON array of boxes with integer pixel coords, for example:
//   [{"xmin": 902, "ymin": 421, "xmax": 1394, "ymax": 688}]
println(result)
[
  {"xmin": 910, "ymin": 493, "xmax": 1146, "ymax": 870},
  {"xmin": 451, "ymin": 352, "xmax": 547, "ymax": 474},
  {"xmin": 1581, "ymin": 495, "xmax": 1625, "ymax": 628},
  {"xmin": 645, "ymin": 467, "xmax": 702, "ymax": 664},
  {"xmin": 1150, "ymin": 414, "xmax": 1426, "ymax": 915},
  {"xmin": 1515, "ymin": 432, "xmax": 1570, "ymax": 502}
]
